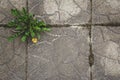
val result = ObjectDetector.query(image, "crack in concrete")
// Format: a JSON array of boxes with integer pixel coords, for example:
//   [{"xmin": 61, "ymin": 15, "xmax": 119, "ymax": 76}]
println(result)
[
  {"xmin": 25, "ymin": 40, "xmax": 28, "ymax": 80},
  {"xmin": 88, "ymin": 0, "xmax": 94, "ymax": 80},
  {"xmin": 1, "ymin": 23, "xmax": 120, "ymax": 28},
  {"xmin": 88, "ymin": 26, "xmax": 94, "ymax": 80},
  {"xmin": 25, "ymin": 0, "xmax": 29, "ymax": 80}
]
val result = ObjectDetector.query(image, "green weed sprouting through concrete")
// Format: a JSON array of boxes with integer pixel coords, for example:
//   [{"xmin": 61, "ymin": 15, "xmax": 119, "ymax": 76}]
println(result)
[{"xmin": 7, "ymin": 8, "xmax": 50, "ymax": 43}]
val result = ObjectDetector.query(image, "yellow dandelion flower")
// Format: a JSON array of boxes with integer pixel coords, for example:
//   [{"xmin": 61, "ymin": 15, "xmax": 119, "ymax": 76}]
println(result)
[{"xmin": 32, "ymin": 38, "xmax": 38, "ymax": 43}]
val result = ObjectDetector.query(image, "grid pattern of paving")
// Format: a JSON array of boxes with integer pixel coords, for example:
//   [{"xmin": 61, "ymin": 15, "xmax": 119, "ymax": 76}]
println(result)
[{"xmin": 0, "ymin": 0, "xmax": 120, "ymax": 80}]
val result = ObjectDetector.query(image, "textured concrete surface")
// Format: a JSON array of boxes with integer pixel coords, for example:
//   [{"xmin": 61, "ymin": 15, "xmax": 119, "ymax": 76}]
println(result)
[
  {"xmin": 92, "ymin": 26, "xmax": 120, "ymax": 80},
  {"xmin": 1, "ymin": 0, "xmax": 120, "ymax": 80},
  {"xmin": 0, "ymin": 0, "xmax": 26, "ymax": 23},
  {"xmin": 28, "ymin": 0, "xmax": 91, "ymax": 24},
  {"xmin": 92, "ymin": 0, "xmax": 120, "ymax": 24},
  {"xmin": 28, "ymin": 26, "xmax": 90, "ymax": 80},
  {"xmin": 0, "ymin": 27, "xmax": 26, "ymax": 80}
]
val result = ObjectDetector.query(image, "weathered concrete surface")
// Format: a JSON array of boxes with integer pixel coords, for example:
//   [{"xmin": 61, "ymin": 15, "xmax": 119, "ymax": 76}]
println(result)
[
  {"xmin": 28, "ymin": 0, "xmax": 91, "ymax": 24},
  {"xmin": 1, "ymin": 0, "xmax": 120, "ymax": 80},
  {"xmin": 28, "ymin": 26, "xmax": 90, "ymax": 80},
  {"xmin": 0, "ymin": 27, "xmax": 26, "ymax": 80},
  {"xmin": 0, "ymin": 0, "xmax": 26, "ymax": 23},
  {"xmin": 92, "ymin": 26, "xmax": 120, "ymax": 80},
  {"xmin": 92, "ymin": 0, "xmax": 120, "ymax": 24}
]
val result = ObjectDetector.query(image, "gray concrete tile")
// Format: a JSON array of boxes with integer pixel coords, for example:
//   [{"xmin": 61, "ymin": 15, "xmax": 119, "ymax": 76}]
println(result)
[
  {"xmin": 28, "ymin": 0, "xmax": 91, "ymax": 25},
  {"xmin": 0, "ymin": 0, "xmax": 26, "ymax": 24},
  {"xmin": 92, "ymin": 26, "xmax": 120, "ymax": 80},
  {"xmin": 0, "ymin": 28, "xmax": 26, "ymax": 80},
  {"xmin": 28, "ymin": 26, "xmax": 90, "ymax": 80},
  {"xmin": 92, "ymin": 0, "xmax": 120, "ymax": 24}
]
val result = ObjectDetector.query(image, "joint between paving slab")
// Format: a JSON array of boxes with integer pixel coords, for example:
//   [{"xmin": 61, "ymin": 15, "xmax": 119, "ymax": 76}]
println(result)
[
  {"xmin": 88, "ymin": 0, "xmax": 94, "ymax": 79},
  {"xmin": 25, "ymin": 40, "xmax": 28, "ymax": 80},
  {"xmin": 88, "ymin": 0, "xmax": 92, "ymax": 24},
  {"xmin": 1, "ymin": 23, "xmax": 120, "ymax": 28},
  {"xmin": 87, "ymin": 26, "xmax": 94, "ymax": 80},
  {"xmin": 47, "ymin": 23, "xmax": 120, "ymax": 27},
  {"xmin": 88, "ymin": 26, "xmax": 94, "ymax": 80},
  {"xmin": 25, "ymin": 0, "xmax": 29, "ymax": 80},
  {"xmin": 26, "ymin": 0, "xmax": 29, "ymax": 13},
  {"xmin": 88, "ymin": 0, "xmax": 94, "ymax": 75}
]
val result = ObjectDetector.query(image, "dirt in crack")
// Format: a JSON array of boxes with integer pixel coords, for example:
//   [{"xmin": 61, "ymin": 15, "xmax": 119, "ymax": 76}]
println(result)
[{"xmin": 88, "ymin": 25, "xmax": 94, "ymax": 80}]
